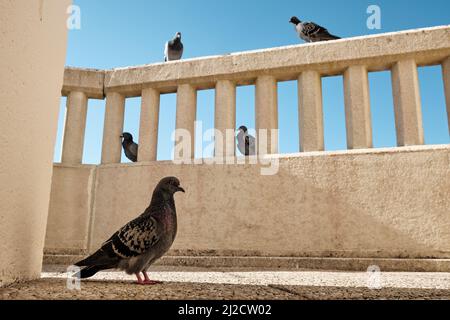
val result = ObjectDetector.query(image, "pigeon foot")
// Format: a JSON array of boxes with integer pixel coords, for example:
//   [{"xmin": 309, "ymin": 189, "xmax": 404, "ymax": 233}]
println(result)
[{"xmin": 141, "ymin": 280, "xmax": 162, "ymax": 285}]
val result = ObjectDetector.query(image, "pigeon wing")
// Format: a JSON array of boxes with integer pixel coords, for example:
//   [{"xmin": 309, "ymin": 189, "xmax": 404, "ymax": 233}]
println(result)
[
  {"xmin": 75, "ymin": 215, "xmax": 160, "ymax": 268},
  {"xmin": 246, "ymin": 134, "xmax": 256, "ymax": 156},
  {"xmin": 303, "ymin": 22, "xmax": 329, "ymax": 37},
  {"xmin": 107, "ymin": 215, "xmax": 160, "ymax": 259},
  {"xmin": 129, "ymin": 142, "xmax": 138, "ymax": 161},
  {"xmin": 303, "ymin": 22, "xmax": 339, "ymax": 41},
  {"xmin": 164, "ymin": 42, "xmax": 169, "ymax": 61}
]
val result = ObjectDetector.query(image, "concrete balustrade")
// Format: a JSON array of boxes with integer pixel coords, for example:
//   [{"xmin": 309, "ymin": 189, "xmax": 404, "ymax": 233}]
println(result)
[
  {"xmin": 391, "ymin": 59, "xmax": 424, "ymax": 146},
  {"xmin": 45, "ymin": 26, "xmax": 450, "ymax": 272},
  {"xmin": 138, "ymin": 88, "xmax": 160, "ymax": 162},
  {"xmin": 61, "ymin": 91, "xmax": 88, "ymax": 164},
  {"xmin": 215, "ymin": 80, "xmax": 236, "ymax": 157},
  {"xmin": 175, "ymin": 84, "xmax": 197, "ymax": 161},
  {"xmin": 101, "ymin": 92, "xmax": 126, "ymax": 164},
  {"xmin": 57, "ymin": 26, "xmax": 450, "ymax": 163}
]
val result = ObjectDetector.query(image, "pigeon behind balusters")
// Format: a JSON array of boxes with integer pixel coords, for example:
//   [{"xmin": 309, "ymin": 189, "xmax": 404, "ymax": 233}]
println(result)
[
  {"xmin": 73, "ymin": 177, "xmax": 185, "ymax": 285},
  {"xmin": 121, "ymin": 132, "xmax": 138, "ymax": 162},
  {"xmin": 236, "ymin": 126, "xmax": 256, "ymax": 156},
  {"xmin": 289, "ymin": 16, "xmax": 340, "ymax": 43},
  {"xmin": 164, "ymin": 32, "xmax": 184, "ymax": 62}
]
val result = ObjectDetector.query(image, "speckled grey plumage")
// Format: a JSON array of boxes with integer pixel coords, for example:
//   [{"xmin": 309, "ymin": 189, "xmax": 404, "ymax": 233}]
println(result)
[
  {"xmin": 74, "ymin": 177, "xmax": 185, "ymax": 279},
  {"xmin": 290, "ymin": 16, "xmax": 340, "ymax": 43}
]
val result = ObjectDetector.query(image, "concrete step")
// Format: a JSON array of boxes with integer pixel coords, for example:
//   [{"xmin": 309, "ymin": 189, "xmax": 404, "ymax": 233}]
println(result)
[{"xmin": 43, "ymin": 254, "xmax": 450, "ymax": 272}]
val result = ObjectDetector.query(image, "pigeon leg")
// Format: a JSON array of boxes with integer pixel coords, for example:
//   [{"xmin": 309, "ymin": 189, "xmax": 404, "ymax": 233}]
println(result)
[
  {"xmin": 135, "ymin": 272, "xmax": 145, "ymax": 285},
  {"xmin": 142, "ymin": 271, "xmax": 161, "ymax": 285}
]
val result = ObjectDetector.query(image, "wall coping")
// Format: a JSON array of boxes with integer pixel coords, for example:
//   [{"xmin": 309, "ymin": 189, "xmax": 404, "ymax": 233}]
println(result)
[{"xmin": 62, "ymin": 25, "xmax": 450, "ymax": 97}]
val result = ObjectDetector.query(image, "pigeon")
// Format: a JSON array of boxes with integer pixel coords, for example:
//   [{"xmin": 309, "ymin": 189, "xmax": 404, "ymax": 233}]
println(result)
[
  {"xmin": 120, "ymin": 132, "xmax": 138, "ymax": 162},
  {"xmin": 289, "ymin": 16, "xmax": 340, "ymax": 43},
  {"xmin": 164, "ymin": 32, "xmax": 184, "ymax": 62},
  {"xmin": 236, "ymin": 126, "xmax": 256, "ymax": 156},
  {"xmin": 73, "ymin": 176, "xmax": 185, "ymax": 285}
]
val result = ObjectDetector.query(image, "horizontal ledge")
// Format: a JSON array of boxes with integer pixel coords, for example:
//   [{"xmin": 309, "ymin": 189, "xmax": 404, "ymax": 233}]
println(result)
[
  {"xmin": 53, "ymin": 144, "xmax": 450, "ymax": 169},
  {"xmin": 42, "ymin": 254, "xmax": 450, "ymax": 272},
  {"xmin": 61, "ymin": 67, "xmax": 105, "ymax": 99},
  {"xmin": 103, "ymin": 26, "xmax": 450, "ymax": 96},
  {"xmin": 61, "ymin": 26, "xmax": 450, "ymax": 97}
]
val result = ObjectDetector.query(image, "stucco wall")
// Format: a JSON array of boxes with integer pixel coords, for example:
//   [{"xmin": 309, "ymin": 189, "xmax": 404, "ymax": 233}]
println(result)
[
  {"xmin": 46, "ymin": 145, "xmax": 450, "ymax": 261},
  {"xmin": 0, "ymin": 0, "xmax": 70, "ymax": 286},
  {"xmin": 45, "ymin": 165, "xmax": 96, "ymax": 254}
]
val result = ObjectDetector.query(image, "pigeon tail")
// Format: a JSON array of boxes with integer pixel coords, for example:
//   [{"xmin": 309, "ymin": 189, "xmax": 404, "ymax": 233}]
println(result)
[
  {"xmin": 322, "ymin": 34, "xmax": 340, "ymax": 40},
  {"xmin": 75, "ymin": 247, "xmax": 116, "ymax": 267},
  {"xmin": 74, "ymin": 265, "xmax": 102, "ymax": 279}
]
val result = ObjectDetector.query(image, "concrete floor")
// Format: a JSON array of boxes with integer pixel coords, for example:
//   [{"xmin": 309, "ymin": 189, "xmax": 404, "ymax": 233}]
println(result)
[{"xmin": 1, "ymin": 266, "xmax": 450, "ymax": 300}]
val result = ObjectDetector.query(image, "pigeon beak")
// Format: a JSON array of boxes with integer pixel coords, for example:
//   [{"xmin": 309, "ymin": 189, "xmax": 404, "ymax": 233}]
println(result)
[
  {"xmin": 120, "ymin": 135, "xmax": 124, "ymax": 138},
  {"xmin": 177, "ymin": 186, "xmax": 185, "ymax": 193}
]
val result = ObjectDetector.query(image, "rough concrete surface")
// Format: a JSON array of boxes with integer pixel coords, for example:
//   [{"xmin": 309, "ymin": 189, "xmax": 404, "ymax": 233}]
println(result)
[
  {"xmin": 1, "ymin": 267, "xmax": 449, "ymax": 300},
  {"xmin": 46, "ymin": 145, "xmax": 450, "ymax": 262},
  {"xmin": 0, "ymin": 0, "xmax": 70, "ymax": 286}
]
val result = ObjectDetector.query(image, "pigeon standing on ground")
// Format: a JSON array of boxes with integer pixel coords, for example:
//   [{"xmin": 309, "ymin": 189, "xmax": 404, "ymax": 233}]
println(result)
[
  {"xmin": 236, "ymin": 126, "xmax": 256, "ymax": 156},
  {"xmin": 73, "ymin": 177, "xmax": 185, "ymax": 285},
  {"xmin": 164, "ymin": 32, "xmax": 184, "ymax": 62},
  {"xmin": 120, "ymin": 132, "xmax": 138, "ymax": 162},
  {"xmin": 289, "ymin": 16, "xmax": 340, "ymax": 43}
]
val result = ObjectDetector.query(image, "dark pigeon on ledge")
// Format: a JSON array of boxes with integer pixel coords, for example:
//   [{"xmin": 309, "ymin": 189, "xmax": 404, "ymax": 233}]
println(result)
[
  {"xmin": 121, "ymin": 132, "xmax": 138, "ymax": 162},
  {"xmin": 164, "ymin": 32, "xmax": 184, "ymax": 62},
  {"xmin": 73, "ymin": 177, "xmax": 185, "ymax": 285},
  {"xmin": 289, "ymin": 16, "xmax": 341, "ymax": 43},
  {"xmin": 236, "ymin": 126, "xmax": 256, "ymax": 156}
]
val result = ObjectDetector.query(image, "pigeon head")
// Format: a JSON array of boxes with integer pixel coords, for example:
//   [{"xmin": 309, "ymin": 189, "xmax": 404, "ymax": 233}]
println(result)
[
  {"xmin": 237, "ymin": 126, "xmax": 248, "ymax": 133},
  {"xmin": 175, "ymin": 32, "xmax": 182, "ymax": 40},
  {"xmin": 120, "ymin": 132, "xmax": 133, "ymax": 142},
  {"xmin": 289, "ymin": 16, "xmax": 301, "ymax": 25},
  {"xmin": 157, "ymin": 176, "xmax": 185, "ymax": 195}
]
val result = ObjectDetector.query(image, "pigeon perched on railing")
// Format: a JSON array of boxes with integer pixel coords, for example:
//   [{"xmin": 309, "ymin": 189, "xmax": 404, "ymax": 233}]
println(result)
[
  {"xmin": 289, "ymin": 16, "xmax": 340, "ymax": 43},
  {"xmin": 164, "ymin": 32, "xmax": 184, "ymax": 62},
  {"xmin": 73, "ymin": 177, "xmax": 185, "ymax": 285},
  {"xmin": 120, "ymin": 132, "xmax": 138, "ymax": 162},
  {"xmin": 236, "ymin": 126, "xmax": 256, "ymax": 156}
]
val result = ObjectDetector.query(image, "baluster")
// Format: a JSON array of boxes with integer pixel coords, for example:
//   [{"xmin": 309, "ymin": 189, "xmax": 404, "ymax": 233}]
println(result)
[
  {"xmin": 175, "ymin": 84, "xmax": 197, "ymax": 161},
  {"xmin": 101, "ymin": 92, "xmax": 125, "ymax": 164},
  {"xmin": 442, "ymin": 57, "xmax": 450, "ymax": 136},
  {"xmin": 138, "ymin": 88, "xmax": 160, "ymax": 161},
  {"xmin": 391, "ymin": 59, "xmax": 424, "ymax": 146},
  {"xmin": 343, "ymin": 65, "xmax": 373, "ymax": 149},
  {"xmin": 215, "ymin": 80, "xmax": 236, "ymax": 157},
  {"xmin": 255, "ymin": 75, "xmax": 278, "ymax": 155},
  {"xmin": 298, "ymin": 71, "xmax": 324, "ymax": 152},
  {"xmin": 61, "ymin": 91, "xmax": 88, "ymax": 164}
]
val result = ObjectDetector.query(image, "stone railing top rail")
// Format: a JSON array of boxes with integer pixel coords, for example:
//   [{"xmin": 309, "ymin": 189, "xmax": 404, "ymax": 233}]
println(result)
[{"xmin": 63, "ymin": 25, "xmax": 450, "ymax": 98}]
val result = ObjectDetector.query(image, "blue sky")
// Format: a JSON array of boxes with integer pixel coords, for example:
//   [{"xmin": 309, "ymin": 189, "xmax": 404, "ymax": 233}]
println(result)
[{"xmin": 55, "ymin": 0, "xmax": 450, "ymax": 163}]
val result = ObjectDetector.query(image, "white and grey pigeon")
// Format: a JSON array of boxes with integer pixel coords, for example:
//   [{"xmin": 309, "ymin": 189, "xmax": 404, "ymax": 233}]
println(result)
[
  {"xmin": 120, "ymin": 132, "xmax": 138, "ymax": 162},
  {"xmin": 74, "ymin": 176, "xmax": 185, "ymax": 285},
  {"xmin": 236, "ymin": 126, "xmax": 256, "ymax": 156},
  {"xmin": 164, "ymin": 32, "xmax": 184, "ymax": 62},
  {"xmin": 289, "ymin": 16, "xmax": 340, "ymax": 43}
]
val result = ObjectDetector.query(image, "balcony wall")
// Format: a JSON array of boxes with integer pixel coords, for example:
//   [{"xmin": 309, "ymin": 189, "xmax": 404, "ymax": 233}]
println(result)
[{"xmin": 45, "ymin": 26, "xmax": 450, "ymax": 270}]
